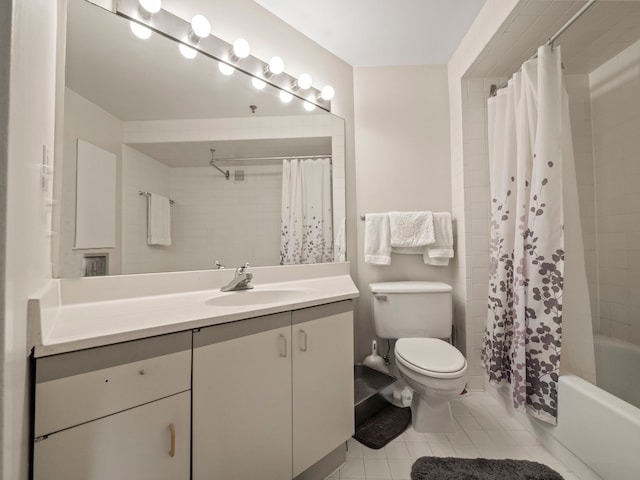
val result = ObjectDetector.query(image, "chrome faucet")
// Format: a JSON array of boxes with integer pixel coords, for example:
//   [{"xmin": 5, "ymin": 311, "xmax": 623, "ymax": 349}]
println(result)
[{"xmin": 220, "ymin": 263, "xmax": 254, "ymax": 292}]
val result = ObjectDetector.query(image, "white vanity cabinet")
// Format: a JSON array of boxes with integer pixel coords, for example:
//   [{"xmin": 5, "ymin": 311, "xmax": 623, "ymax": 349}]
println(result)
[
  {"xmin": 33, "ymin": 332, "xmax": 192, "ymax": 480},
  {"xmin": 292, "ymin": 303, "xmax": 354, "ymax": 477},
  {"xmin": 192, "ymin": 300, "xmax": 354, "ymax": 480},
  {"xmin": 192, "ymin": 311, "xmax": 293, "ymax": 480}
]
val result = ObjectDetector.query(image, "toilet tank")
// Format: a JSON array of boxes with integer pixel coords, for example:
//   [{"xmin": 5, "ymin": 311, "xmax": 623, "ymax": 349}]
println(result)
[{"xmin": 369, "ymin": 281, "xmax": 452, "ymax": 339}]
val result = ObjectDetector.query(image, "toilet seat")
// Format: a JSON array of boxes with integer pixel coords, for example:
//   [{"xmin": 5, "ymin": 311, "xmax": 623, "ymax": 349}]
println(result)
[{"xmin": 395, "ymin": 338, "xmax": 467, "ymax": 379}]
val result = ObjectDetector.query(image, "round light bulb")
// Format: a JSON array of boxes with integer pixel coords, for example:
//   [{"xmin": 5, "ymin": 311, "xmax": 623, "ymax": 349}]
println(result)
[
  {"xmin": 218, "ymin": 61, "xmax": 234, "ymax": 76},
  {"xmin": 279, "ymin": 90, "xmax": 293, "ymax": 103},
  {"xmin": 179, "ymin": 43, "xmax": 197, "ymax": 60},
  {"xmin": 233, "ymin": 38, "xmax": 251, "ymax": 59},
  {"xmin": 191, "ymin": 15, "xmax": 211, "ymax": 38},
  {"xmin": 130, "ymin": 21, "xmax": 151, "ymax": 40},
  {"xmin": 252, "ymin": 77, "xmax": 266, "ymax": 90},
  {"xmin": 298, "ymin": 73, "xmax": 312, "ymax": 90},
  {"xmin": 321, "ymin": 85, "xmax": 335, "ymax": 101},
  {"xmin": 303, "ymin": 101, "xmax": 316, "ymax": 112},
  {"xmin": 268, "ymin": 56, "xmax": 285, "ymax": 75},
  {"xmin": 139, "ymin": 0, "xmax": 161, "ymax": 14}
]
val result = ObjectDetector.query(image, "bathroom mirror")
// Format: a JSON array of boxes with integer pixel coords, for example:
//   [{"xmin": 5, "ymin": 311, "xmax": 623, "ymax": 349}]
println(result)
[{"xmin": 54, "ymin": 0, "xmax": 346, "ymax": 277}]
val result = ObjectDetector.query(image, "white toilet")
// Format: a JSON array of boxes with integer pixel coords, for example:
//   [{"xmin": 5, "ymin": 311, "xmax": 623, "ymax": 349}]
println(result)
[{"xmin": 369, "ymin": 281, "xmax": 467, "ymax": 433}]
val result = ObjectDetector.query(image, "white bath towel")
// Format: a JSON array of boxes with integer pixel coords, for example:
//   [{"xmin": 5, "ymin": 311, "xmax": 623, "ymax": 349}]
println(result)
[
  {"xmin": 147, "ymin": 193, "xmax": 172, "ymax": 246},
  {"xmin": 424, "ymin": 212, "xmax": 453, "ymax": 266},
  {"xmin": 364, "ymin": 213, "xmax": 391, "ymax": 265},
  {"xmin": 388, "ymin": 211, "xmax": 435, "ymax": 248}
]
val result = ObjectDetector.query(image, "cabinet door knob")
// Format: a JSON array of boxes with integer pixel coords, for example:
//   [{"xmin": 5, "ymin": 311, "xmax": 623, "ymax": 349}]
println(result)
[
  {"xmin": 168, "ymin": 423, "xmax": 176, "ymax": 458},
  {"xmin": 279, "ymin": 334, "xmax": 288, "ymax": 358},
  {"xmin": 300, "ymin": 329, "xmax": 308, "ymax": 352}
]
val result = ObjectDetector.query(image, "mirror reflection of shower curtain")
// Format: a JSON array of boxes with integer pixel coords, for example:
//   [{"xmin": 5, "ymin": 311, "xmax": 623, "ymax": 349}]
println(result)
[
  {"xmin": 482, "ymin": 45, "xmax": 595, "ymax": 425},
  {"xmin": 280, "ymin": 158, "xmax": 333, "ymax": 265}
]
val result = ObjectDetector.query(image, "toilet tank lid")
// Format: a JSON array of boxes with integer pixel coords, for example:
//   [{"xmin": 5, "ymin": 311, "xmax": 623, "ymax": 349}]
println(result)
[{"xmin": 369, "ymin": 281, "xmax": 452, "ymax": 293}]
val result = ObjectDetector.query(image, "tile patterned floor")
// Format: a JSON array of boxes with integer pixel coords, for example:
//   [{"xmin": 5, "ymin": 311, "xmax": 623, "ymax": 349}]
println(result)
[{"xmin": 328, "ymin": 391, "xmax": 581, "ymax": 480}]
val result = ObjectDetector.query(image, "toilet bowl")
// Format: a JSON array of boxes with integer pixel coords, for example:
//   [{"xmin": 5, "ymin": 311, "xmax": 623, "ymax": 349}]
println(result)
[
  {"xmin": 394, "ymin": 337, "xmax": 467, "ymax": 432},
  {"xmin": 369, "ymin": 281, "xmax": 467, "ymax": 433}
]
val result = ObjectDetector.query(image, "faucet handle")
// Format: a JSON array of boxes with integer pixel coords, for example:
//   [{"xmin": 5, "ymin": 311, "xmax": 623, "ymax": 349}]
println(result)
[
  {"xmin": 214, "ymin": 260, "xmax": 225, "ymax": 269},
  {"xmin": 239, "ymin": 262, "xmax": 250, "ymax": 273}
]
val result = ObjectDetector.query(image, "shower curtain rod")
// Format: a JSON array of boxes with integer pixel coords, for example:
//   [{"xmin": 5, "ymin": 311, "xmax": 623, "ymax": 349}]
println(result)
[
  {"xmin": 489, "ymin": 0, "xmax": 597, "ymax": 97},
  {"xmin": 213, "ymin": 154, "xmax": 332, "ymax": 163}
]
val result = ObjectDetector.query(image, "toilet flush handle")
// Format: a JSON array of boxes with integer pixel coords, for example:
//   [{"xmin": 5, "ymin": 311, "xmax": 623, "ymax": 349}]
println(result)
[{"xmin": 374, "ymin": 294, "xmax": 387, "ymax": 301}]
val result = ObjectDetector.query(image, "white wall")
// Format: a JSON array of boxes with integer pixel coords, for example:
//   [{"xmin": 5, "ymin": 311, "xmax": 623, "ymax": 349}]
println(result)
[
  {"xmin": 0, "ymin": 0, "xmax": 11, "ymax": 474},
  {"xmin": 121, "ymin": 145, "xmax": 172, "ymax": 274},
  {"xmin": 590, "ymin": 39, "xmax": 640, "ymax": 347},
  {"xmin": 58, "ymin": 89, "xmax": 123, "ymax": 277},
  {"xmin": 353, "ymin": 65, "xmax": 453, "ymax": 361},
  {"xmin": 3, "ymin": 1, "xmax": 60, "ymax": 478}
]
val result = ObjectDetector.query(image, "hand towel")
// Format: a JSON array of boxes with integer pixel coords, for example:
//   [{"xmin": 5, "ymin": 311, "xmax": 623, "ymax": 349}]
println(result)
[
  {"xmin": 388, "ymin": 211, "xmax": 435, "ymax": 248},
  {"xmin": 147, "ymin": 193, "xmax": 172, "ymax": 246},
  {"xmin": 424, "ymin": 212, "xmax": 453, "ymax": 266},
  {"xmin": 364, "ymin": 213, "xmax": 391, "ymax": 265}
]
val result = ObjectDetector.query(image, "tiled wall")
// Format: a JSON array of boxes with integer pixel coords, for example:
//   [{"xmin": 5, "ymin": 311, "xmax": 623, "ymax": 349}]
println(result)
[
  {"xmin": 170, "ymin": 164, "xmax": 282, "ymax": 270},
  {"xmin": 565, "ymin": 74, "xmax": 598, "ymax": 332},
  {"xmin": 589, "ymin": 39, "xmax": 640, "ymax": 346},
  {"xmin": 460, "ymin": 77, "xmax": 505, "ymax": 390},
  {"xmin": 121, "ymin": 145, "xmax": 172, "ymax": 274}
]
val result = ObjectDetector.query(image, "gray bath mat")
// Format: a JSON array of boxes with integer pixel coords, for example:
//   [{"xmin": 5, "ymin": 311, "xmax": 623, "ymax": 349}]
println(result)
[
  {"xmin": 411, "ymin": 456, "xmax": 564, "ymax": 480},
  {"xmin": 353, "ymin": 404, "xmax": 411, "ymax": 449}
]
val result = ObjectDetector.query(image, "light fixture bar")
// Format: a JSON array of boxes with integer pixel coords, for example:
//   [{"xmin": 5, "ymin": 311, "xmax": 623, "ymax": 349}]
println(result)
[{"xmin": 116, "ymin": 0, "xmax": 331, "ymax": 111}]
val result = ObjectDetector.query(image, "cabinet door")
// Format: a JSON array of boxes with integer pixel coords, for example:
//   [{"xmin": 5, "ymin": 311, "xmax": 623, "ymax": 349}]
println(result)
[
  {"xmin": 292, "ymin": 301, "xmax": 354, "ymax": 477},
  {"xmin": 33, "ymin": 391, "xmax": 190, "ymax": 480},
  {"xmin": 192, "ymin": 312, "xmax": 292, "ymax": 480}
]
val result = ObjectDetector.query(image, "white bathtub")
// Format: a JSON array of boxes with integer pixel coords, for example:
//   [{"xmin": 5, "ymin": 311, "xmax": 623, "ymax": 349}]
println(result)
[
  {"xmin": 553, "ymin": 336, "xmax": 640, "ymax": 479},
  {"xmin": 487, "ymin": 336, "xmax": 640, "ymax": 479},
  {"xmin": 593, "ymin": 334, "xmax": 640, "ymax": 409},
  {"xmin": 554, "ymin": 373, "xmax": 640, "ymax": 479}
]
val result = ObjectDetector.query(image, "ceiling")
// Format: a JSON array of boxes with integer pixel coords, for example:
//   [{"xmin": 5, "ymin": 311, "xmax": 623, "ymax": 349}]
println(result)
[{"xmin": 253, "ymin": 0, "xmax": 487, "ymax": 66}]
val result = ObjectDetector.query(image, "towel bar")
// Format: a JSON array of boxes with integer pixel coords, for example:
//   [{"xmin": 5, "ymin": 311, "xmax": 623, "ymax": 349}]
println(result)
[{"xmin": 138, "ymin": 191, "xmax": 175, "ymax": 205}]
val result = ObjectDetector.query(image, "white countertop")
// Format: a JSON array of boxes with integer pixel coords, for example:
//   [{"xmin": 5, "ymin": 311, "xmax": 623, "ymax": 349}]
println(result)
[{"xmin": 32, "ymin": 273, "xmax": 359, "ymax": 358}]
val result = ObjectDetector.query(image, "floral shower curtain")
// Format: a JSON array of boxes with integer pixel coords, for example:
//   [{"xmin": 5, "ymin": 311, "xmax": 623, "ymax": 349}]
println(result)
[
  {"xmin": 280, "ymin": 158, "xmax": 333, "ymax": 264},
  {"xmin": 482, "ymin": 46, "xmax": 569, "ymax": 425}
]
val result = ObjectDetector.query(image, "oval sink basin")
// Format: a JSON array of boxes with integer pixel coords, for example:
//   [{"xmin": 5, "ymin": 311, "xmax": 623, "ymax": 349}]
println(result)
[{"xmin": 205, "ymin": 289, "xmax": 313, "ymax": 307}]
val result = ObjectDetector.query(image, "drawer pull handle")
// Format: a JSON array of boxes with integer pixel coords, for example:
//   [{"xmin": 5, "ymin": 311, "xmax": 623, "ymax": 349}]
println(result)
[
  {"xmin": 279, "ymin": 334, "xmax": 288, "ymax": 358},
  {"xmin": 169, "ymin": 424, "xmax": 176, "ymax": 458},
  {"xmin": 300, "ymin": 330, "xmax": 308, "ymax": 352}
]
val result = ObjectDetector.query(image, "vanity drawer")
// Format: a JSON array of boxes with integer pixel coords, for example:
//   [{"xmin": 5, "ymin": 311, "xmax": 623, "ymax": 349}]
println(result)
[{"xmin": 34, "ymin": 331, "xmax": 192, "ymax": 437}]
